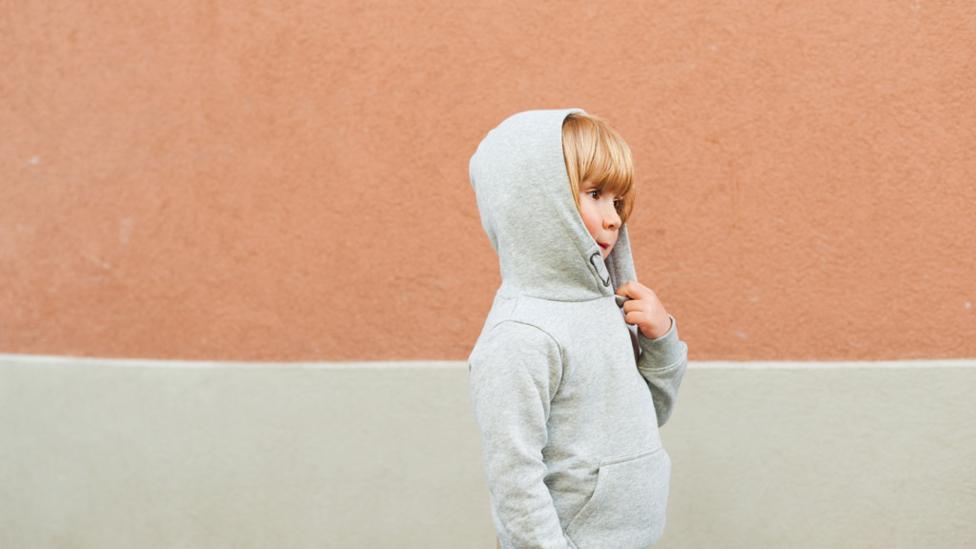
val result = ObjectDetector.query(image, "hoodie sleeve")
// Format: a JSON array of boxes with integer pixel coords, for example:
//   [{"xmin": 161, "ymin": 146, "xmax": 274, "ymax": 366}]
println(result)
[
  {"xmin": 635, "ymin": 314, "xmax": 689, "ymax": 428},
  {"xmin": 468, "ymin": 320, "xmax": 571, "ymax": 549}
]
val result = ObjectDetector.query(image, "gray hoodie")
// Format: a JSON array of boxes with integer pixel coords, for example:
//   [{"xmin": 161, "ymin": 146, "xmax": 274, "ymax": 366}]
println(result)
[{"xmin": 466, "ymin": 108, "xmax": 689, "ymax": 549}]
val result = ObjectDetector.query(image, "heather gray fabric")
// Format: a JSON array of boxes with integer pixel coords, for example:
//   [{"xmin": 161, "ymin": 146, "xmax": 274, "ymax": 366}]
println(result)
[{"xmin": 467, "ymin": 108, "xmax": 689, "ymax": 549}]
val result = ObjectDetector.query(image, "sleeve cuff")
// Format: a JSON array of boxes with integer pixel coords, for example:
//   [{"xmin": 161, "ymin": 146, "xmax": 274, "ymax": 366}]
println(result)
[{"xmin": 637, "ymin": 314, "xmax": 684, "ymax": 367}]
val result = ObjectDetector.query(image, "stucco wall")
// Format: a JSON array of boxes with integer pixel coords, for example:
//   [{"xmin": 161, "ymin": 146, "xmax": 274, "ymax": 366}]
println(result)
[{"xmin": 2, "ymin": 2, "xmax": 974, "ymax": 361}]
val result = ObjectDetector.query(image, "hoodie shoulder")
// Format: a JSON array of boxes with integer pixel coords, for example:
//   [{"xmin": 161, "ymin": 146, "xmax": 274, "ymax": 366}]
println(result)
[{"xmin": 468, "ymin": 320, "xmax": 565, "ymax": 403}]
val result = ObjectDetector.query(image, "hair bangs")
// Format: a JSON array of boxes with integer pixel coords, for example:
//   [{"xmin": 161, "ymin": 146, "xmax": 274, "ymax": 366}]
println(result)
[{"xmin": 562, "ymin": 113, "xmax": 637, "ymax": 223}]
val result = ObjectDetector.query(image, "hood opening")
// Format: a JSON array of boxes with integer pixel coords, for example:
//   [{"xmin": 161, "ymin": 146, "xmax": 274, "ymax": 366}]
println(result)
[{"xmin": 469, "ymin": 108, "xmax": 639, "ymax": 302}]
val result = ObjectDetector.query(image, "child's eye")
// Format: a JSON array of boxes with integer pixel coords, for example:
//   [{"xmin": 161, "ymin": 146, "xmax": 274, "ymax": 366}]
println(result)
[{"xmin": 588, "ymin": 189, "xmax": 623, "ymax": 210}]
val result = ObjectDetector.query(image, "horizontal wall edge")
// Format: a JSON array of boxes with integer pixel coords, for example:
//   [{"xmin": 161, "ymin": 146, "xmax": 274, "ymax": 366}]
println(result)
[{"xmin": 1, "ymin": 353, "xmax": 974, "ymax": 369}]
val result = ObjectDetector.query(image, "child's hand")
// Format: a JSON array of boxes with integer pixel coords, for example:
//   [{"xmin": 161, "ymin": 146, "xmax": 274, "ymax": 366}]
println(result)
[{"xmin": 615, "ymin": 281, "xmax": 673, "ymax": 340}]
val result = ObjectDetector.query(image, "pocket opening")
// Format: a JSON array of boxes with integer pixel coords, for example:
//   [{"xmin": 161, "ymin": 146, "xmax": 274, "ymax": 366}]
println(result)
[{"xmin": 563, "ymin": 446, "xmax": 671, "ymax": 547}]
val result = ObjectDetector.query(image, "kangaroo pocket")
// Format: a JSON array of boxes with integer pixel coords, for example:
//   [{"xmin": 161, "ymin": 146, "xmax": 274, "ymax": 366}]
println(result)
[{"xmin": 564, "ymin": 447, "xmax": 671, "ymax": 549}]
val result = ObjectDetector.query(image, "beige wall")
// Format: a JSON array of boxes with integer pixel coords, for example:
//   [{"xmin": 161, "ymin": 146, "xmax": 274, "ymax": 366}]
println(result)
[
  {"xmin": 2, "ymin": 5, "xmax": 974, "ymax": 360},
  {"xmin": 3, "ymin": 355, "xmax": 974, "ymax": 548}
]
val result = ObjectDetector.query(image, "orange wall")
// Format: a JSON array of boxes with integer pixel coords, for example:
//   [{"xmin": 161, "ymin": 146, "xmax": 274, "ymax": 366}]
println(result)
[{"xmin": 2, "ymin": 2, "xmax": 974, "ymax": 361}]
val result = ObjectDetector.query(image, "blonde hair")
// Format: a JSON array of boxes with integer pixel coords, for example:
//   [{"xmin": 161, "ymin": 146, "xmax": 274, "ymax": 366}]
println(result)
[{"xmin": 561, "ymin": 112, "xmax": 636, "ymax": 224}]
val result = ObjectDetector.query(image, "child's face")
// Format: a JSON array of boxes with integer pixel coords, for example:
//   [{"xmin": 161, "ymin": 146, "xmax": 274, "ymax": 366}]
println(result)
[{"xmin": 578, "ymin": 181, "xmax": 623, "ymax": 259}]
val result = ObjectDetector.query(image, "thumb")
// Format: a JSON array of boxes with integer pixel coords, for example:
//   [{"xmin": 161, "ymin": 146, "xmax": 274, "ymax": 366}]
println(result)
[{"xmin": 614, "ymin": 282, "xmax": 628, "ymax": 297}]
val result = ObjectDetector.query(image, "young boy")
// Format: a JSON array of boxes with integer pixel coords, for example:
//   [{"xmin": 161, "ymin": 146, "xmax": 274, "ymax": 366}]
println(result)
[{"xmin": 467, "ymin": 108, "xmax": 689, "ymax": 549}]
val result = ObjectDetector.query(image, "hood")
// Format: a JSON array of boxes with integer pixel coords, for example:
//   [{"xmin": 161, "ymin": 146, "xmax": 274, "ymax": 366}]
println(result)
[{"xmin": 468, "ymin": 108, "xmax": 639, "ymax": 302}]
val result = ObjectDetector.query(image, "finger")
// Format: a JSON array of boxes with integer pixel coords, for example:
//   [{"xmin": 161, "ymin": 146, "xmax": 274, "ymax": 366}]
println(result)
[
  {"xmin": 619, "ymin": 280, "xmax": 643, "ymax": 299},
  {"xmin": 622, "ymin": 299, "xmax": 643, "ymax": 314},
  {"xmin": 632, "ymin": 280, "xmax": 654, "ymax": 298},
  {"xmin": 624, "ymin": 310, "xmax": 648, "ymax": 325},
  {"xmin": 618, "ymin": 282, "xmax": 641, "ymax": 298},
  {"xmin": 614, "ymin": 282, "xmax": 629, "ymax": 297}
]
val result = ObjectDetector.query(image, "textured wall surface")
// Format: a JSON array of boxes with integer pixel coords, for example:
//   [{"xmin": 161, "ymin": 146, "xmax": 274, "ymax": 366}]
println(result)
[
  {"xmin": 2, "ymin": 2, "xmax": 974, "ymax": 360},
  {"xmin": 3, "ymin": 356, "xmax": 974, "ymax": 548}
]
